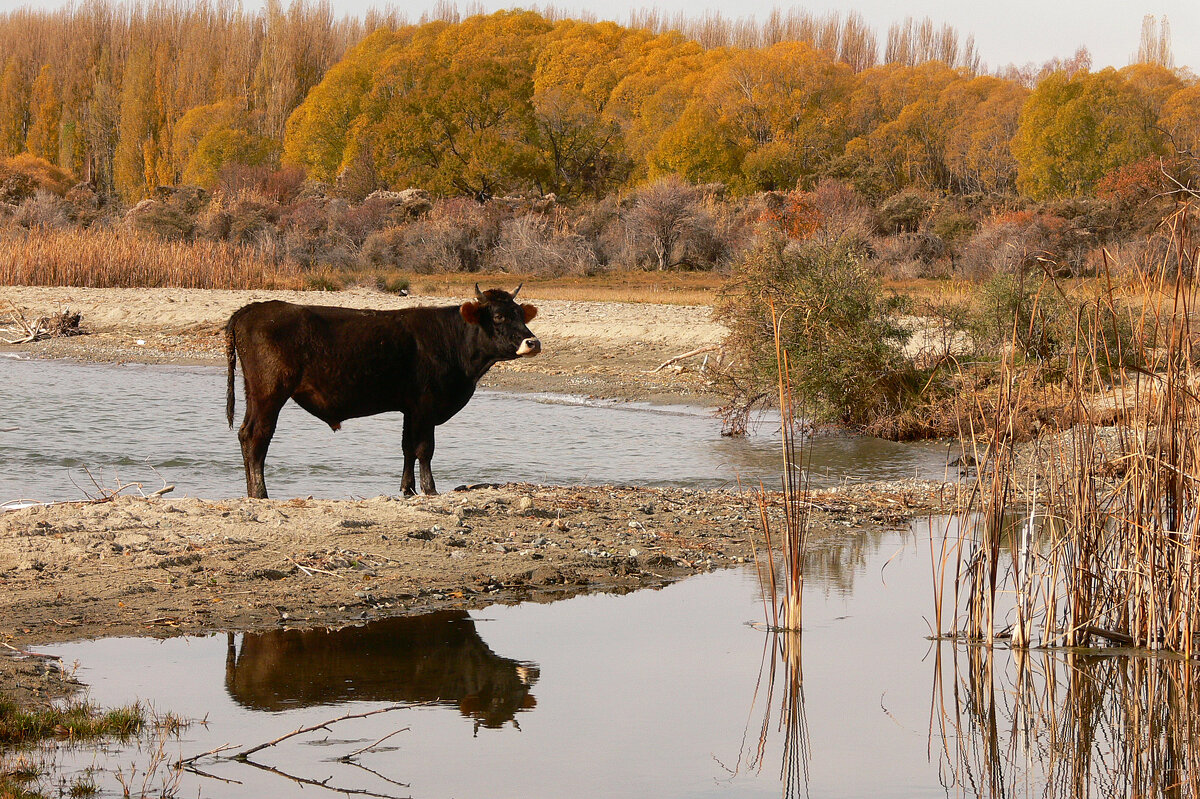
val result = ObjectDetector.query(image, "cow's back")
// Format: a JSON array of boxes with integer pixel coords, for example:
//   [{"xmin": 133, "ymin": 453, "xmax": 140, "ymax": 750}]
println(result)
[{"xmin": 229, "ymin": 300, "xmax": 464, "ymax": 424}]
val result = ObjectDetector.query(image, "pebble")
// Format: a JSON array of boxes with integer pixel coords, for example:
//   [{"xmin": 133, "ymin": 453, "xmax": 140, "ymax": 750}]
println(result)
[{"xmin": 517, "ymin": 496, "xmax": 534, "ymax": 512}]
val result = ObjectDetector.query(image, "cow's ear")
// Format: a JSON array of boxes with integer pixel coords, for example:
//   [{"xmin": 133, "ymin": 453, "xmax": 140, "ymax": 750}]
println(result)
[
  {"xmin": 521, "ymin": 304, "xmax": 538, "ymax": 323},
  {"xmin": 460, "ymin": 301, "xmax": 482, "ymax": 325}
]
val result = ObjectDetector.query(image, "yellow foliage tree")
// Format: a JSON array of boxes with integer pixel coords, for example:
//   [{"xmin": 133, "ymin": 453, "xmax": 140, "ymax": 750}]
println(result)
[
  {"xmin": 531, "ymin": 20, "xmax": 648, "ymax": 197},
  {"xmin": 283, "ymin": 27, "xmax": 408, "ymax": 183},
  {"xmin": 838, "ymin": 62, "xmax": 959, "ymax": 194},
  {"xmin": 113, "ymin": 45, "xmax": 157, "ymax": 202},
  {"xmin": 351, "ymin": 11, "xmax": 552, "ymax": 196},
  {"xmin": 943, "ymin": 76, "xmax": 1028, "ymax": 193},
  {"xmin": 1161, "ymin": 84, "xmax": 1200, "ymax": 157},
  {"xmin": 25, "ymin": 64, "xmax": 60, "ymax": 164},
  {"xmin": 0, "ymin": 57, "xmax": 28, "ymax": 157},
  {"xmin": 608, "ymin": 32, "xmax": 716, "ymax": 181},
  {"xmin": 1013, "ymin": 68, "xmax": 1164, "ymax": 199},
  {"xmin": 183, "ymin": 126, "xmax": 279, "ymax": 187},
  {"xmin": 653, "ymin": 41, "xmax": 853, "ymax": 191}
]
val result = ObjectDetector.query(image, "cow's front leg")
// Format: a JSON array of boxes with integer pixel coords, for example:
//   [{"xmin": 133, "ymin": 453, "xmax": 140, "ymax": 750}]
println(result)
[
  {"xmin": 401, "ymin": 419, "xmax": 437, "ymax": 495},
  {"xmin": 415, "ymin": 425, "xmax": 437, "ymax": 495}
]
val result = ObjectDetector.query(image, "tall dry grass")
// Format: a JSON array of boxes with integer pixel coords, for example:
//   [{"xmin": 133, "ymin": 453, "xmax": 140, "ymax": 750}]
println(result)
[
  {"xmin": 936, "ymin": 214, "xmax": 1200, "ymax": 654},
  {"xmin": 749, "ymin": 302, "xmax": 813, "ymax": 632},
  {"xmin": 0, "ymin": 228, "xmax": 305, "ymax": 290}
]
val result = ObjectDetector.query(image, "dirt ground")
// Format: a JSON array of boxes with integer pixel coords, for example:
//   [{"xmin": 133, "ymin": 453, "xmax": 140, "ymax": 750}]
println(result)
[{"xmin": 0, "ymin": 286, "xmax": 959, "ymax": 708}]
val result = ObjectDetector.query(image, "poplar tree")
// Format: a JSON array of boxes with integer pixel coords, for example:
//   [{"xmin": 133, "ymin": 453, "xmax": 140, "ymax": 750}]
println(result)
[
  {"xmin": 25, "ymin": 64, "xmax": 61, "ymax": 163},
  {"xmin": 0, "ymin": 56, "xmax": 29, "ymax": 157},
  {"xmin": 113, "ymin": 46, "xmax": 156, "ymax": 201}
]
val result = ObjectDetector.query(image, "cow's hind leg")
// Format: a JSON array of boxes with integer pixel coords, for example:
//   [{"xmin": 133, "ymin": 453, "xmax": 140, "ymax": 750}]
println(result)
[{"xmin": 238, "ymin": 388, "xmax": 288, "ymax": 499}]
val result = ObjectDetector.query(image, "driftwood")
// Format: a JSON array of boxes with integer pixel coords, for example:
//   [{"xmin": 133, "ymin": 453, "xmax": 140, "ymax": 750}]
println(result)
[
  {"xmin": 77, "ymin": 465, "xmax": 174, "ymax": 502},
  {"xmin": 2, "ymin": 303, "xmax": 82, "ymax": 344},
  {"xmin": 4, "ymin": 463, "xmax": 174, "ymax": 512},
  {"xmin": 644, "ymin": 344, "xmax": 720, "ymax": 374}
]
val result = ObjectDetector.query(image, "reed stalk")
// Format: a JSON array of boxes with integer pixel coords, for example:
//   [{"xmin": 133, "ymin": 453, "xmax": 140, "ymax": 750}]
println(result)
[
  {"xmin": 943, "ymin": 206, "xmax": 1200, "ymax": 655},
  {"xmin": 750, "ymin": 301, "xmax": 813, "ymax": 632},
  {"xmin": 933, "ymin": 643, "xmax": 1200, "ymax": 798}
]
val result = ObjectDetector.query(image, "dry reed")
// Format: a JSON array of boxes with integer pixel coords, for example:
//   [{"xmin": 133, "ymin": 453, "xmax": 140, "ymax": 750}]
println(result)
[
  {"xmin": 751, "ymin": 301, "xmax": 813, "ymax": 632},
  {"xmin": 0, "ymin": 228, "xmax": 305, "ymax": 290},
  {"xmin": 938, "ymin": 208, "xmax": 1200, "ymax": 654}
]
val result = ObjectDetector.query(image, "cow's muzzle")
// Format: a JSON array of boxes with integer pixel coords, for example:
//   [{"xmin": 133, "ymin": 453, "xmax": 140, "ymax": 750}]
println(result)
[{"xmin": 516, "ymin": 337, "xmax": 541, "ymax": 357}]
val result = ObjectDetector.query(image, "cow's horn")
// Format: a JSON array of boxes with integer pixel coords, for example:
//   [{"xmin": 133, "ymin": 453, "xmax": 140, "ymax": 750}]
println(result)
[
  {"xmin": 512, "ymin": 283, "xmax": 522, "ymax": 298},
  {"xmin": 474, "ymin": 283, "xmax": 486, "ymax": 302}
]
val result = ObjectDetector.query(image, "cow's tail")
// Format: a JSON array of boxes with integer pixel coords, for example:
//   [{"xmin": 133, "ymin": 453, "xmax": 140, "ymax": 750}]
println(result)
[{"xmin": 225, "ymin": 314, "xmax": 239, "ymax": 429}]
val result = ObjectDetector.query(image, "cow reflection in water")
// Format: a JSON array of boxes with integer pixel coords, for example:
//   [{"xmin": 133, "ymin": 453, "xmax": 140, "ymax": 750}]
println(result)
[{"xmin": 225, "ymin": 611, "xmax": 538, "ymax": 731}]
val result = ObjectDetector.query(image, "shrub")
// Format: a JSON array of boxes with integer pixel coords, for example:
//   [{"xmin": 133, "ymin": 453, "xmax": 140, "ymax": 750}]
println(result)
[
  {"xmin": 125, "ymin": 199, "xmax": 195, "ymax": 241},
  {"xmin": 13, "ymin": 190, "xmax": 73, "ymax": 229},
  {"xmin": 0, "ymin": 153, "xmax": 73, "ymax": 203},
  {"xmin": 383, "ymin": 199, "xmax": 504, "ymax": 273},
  {"xmin": 717, "ymin": 233, "xmax": 916, "ymax": 429},
  {"xmin": 957, "ymin": 211, "xmax": 1080, "ymax": 278},
  {"xmin": 488, "ymin": 214, "xmax": 600, "ymax": 275},
  {"xmin": 278, "ymin": 197, "xmax": 355, "ymax": 267},
  {"xmin": 226, "ymin": 198, "xmax": 278, "ymax": 245},
  {"xmin": 873, "ymin": 232, "xmax": 950, "ymax": 280},
  {"xmin": 360, "ymin": 226, "xmax": 407, "ymax": 269},
  {"xmin": 617, "ymin": 177, "xmax": 742, "ymax": 271},
  {"xmin": 970, "ymin": 270, "xmax": 1141, "ymax": 381},
  {"xmin": 930, "ymin": 209, "xmax": 976, "ymax": 245},
  {"xmin": 876, "ymin": 189, "xmax": 935, "ymax": 234}
]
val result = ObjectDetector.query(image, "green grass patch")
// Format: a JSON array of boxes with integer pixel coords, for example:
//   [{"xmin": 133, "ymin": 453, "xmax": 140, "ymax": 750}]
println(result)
[{"xmin": 0, "ymin": 700, "xmax": 144, "ymax": 747}]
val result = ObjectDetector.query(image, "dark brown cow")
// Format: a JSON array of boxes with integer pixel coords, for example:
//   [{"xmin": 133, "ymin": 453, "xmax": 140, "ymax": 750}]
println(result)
[{"xmin": 225, "ymin": 285, "xmax": 540, "ymax": 498}]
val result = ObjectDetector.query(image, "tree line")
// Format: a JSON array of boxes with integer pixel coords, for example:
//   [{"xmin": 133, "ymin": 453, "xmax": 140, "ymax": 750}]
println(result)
[{"xmin": 0, "ymin": 2, "xmax": 1195, "ymax": 205}]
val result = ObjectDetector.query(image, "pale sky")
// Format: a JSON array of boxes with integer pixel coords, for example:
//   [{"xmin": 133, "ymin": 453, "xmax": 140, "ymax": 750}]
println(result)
[{"xmin": 5, "ymin": 0, "xmax": 1198, "ymax": 72}]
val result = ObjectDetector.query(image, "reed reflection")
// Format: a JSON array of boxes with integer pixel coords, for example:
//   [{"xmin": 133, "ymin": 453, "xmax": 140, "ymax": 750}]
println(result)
[
  {"xmin": 724, "ymin": 629, "xmax": 810, "ymax": 798},
  {"xmin": 932, "ymin": 642, "xmax": 1200, "ymax": 798},
  {"xmin": 225, "ymin": 611, "xmax": 538, "ymax": 731}
]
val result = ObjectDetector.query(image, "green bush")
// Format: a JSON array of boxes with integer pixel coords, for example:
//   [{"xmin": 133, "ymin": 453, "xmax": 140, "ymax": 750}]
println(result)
[
  {"xmin": 876, "ymin": 189, "xmax": 935, "ymax": 235},
  {"xmin": 717, "ymin": 233, "xmax": 916, "ymax": 429},
  {"xmin": 973, "ymin": 270, "xmax": 1142, "ymax": 381}
]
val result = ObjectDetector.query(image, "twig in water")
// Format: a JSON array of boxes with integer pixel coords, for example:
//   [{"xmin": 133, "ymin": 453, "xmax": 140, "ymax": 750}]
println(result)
[
  {"xmin": 339, "ymin": 727, "xmax": 411, "ymax": 761},
  {"xmin": 176, "ymin": 742, "xmax": 238, "ymax": 766},
  {"xmin": 233, "ymin": 704, "xmax": 414, "ymax": 761}
]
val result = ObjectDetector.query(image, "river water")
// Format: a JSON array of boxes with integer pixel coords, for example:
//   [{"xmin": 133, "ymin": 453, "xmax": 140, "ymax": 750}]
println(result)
[{"xmin": 1, "ymin": 355, "xmax": 950, "ymax": 503}]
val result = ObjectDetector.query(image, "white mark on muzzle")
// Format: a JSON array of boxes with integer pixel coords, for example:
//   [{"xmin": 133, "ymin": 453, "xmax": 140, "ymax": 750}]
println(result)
[{"xmin": 516, "ymin": 337, "xmax": 541, "ymax": 357}]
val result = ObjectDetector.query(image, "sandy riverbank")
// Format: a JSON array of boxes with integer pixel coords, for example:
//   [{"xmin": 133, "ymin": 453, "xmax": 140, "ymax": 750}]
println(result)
[
  {"xmin": 0, "ymin": 480, "xmax": 959, "ymax": 707},
  {"xmin": 0, "ymin": 285, "xmax": 727, "ymax": 402}
]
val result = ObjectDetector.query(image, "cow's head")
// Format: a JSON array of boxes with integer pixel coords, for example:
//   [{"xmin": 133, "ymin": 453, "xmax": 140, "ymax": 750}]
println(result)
[{"xmin": 460, "ymin": 284, "xmax": 541, "ymax": 359}]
